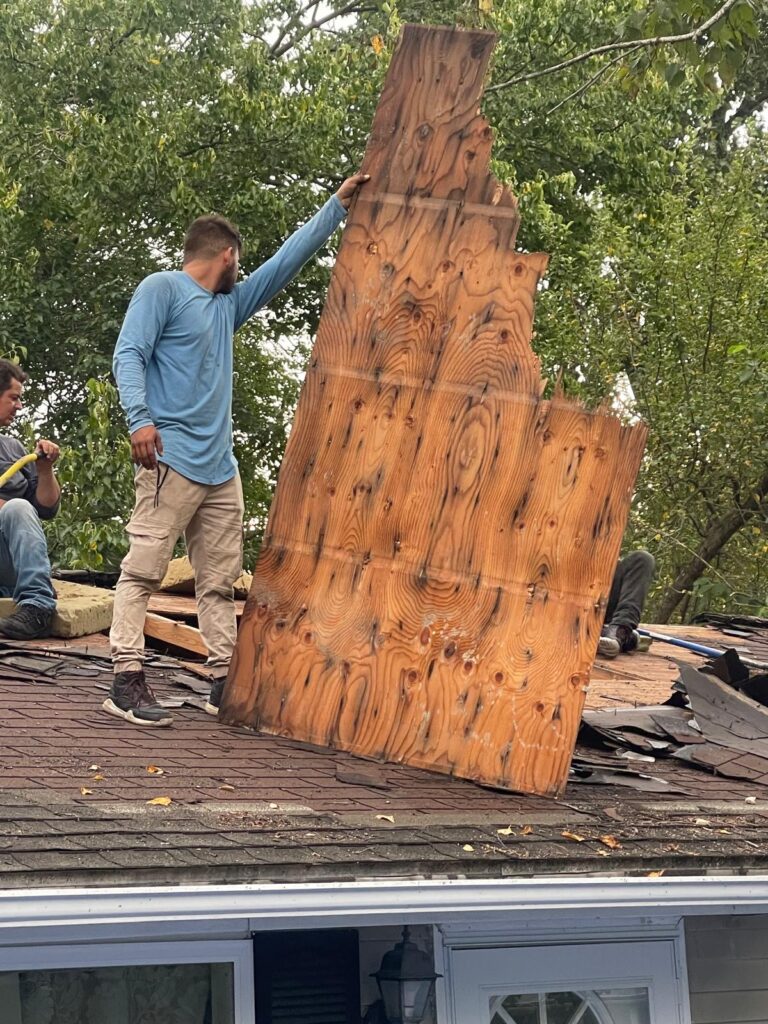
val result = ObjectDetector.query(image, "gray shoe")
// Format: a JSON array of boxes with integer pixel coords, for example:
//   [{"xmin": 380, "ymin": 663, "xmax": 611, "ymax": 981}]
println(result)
[
  {"xmin": 0, "ymin": 604, "xmax": 54, "ymax": 640},
  {"xmin": 598, "ymin": 630, "xmax": 621, "ymax": 659},
  {"xmin": 598, "ymin": 623, "xmax": 636, "ymax": 658},
  {"xmin": 102, "ymin": 670, "xmax": 173, "ymax": 727}
]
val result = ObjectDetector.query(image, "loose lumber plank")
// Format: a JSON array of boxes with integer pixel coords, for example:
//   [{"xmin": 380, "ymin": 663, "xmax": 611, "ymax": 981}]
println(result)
[
  {"xmin": 222, "ymin": 24, "xmax": 648, "ymax": 796},
  {"xmin": 147, "ymin": 593, "xmax": 245, "ymax": 620},
  {"xmin": 143, "ymin": 612, "xmax": 208, "ymax": 658}
]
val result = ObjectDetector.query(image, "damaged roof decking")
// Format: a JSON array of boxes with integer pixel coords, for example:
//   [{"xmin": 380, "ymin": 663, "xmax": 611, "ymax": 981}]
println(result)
[{"xmin": 2, "ymin": 624, "xmax": 768, "ymax": 889}]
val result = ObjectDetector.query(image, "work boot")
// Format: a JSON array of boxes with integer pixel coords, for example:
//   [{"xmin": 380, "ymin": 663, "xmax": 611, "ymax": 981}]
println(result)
[
  {"xmin": 598, "ymin": 623, "xmax": 635, "ymax": 658},
  {"xmin": 102, "ymin": 670, "xmax": 173, "ymax": 727},
  {"xmin": 205, "ymin": 676, "xmax": 226, "ymax": 717},
  {"xmin": 0, "ymin": 604, "xmax": 53, "ymax": 640}
]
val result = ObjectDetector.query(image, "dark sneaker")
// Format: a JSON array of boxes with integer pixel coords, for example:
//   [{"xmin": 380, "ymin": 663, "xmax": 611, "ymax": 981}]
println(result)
[
  {"xmin": 0, "ymin": 604, "xmax": 53, "ymax": 639},
  {"xmin": 598, "ymin": 623, "xmax": 635, "ymax": 658},
  {"xmin": 624, "ymin": 628, "xmax": 640, "ymax": 653},
  {"xmin": 102, "ymin": 670, "xmax": 173, "ymax": 727},
  {"xmin": 205, "ymin": 676, "xmax": 226, "ymax": 716}
]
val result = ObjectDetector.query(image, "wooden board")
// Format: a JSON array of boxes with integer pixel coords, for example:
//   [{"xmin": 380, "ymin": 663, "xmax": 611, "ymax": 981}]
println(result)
[
  {"xmin": 221, "ymin": 25, "xmax": 648, "ymax": 797},
  {"xmin": 147, "ymin": 593, "xmax": 245, "ymax": 620},
  {"xmin": 143, "ymin": 612, "xmax": 207, "ymax": 658}
]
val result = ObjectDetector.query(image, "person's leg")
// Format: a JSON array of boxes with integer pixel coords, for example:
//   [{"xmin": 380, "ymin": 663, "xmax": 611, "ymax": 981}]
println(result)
[
  {"xmin": 106, "ymin": 466, "xmax": 204, "ymax": 726},
  {"xmin": 607, "ymin": 550, "xmax": 655, "ymax": 630},
  {"xmin": 184, "ymin": 472, "xmax": 244, "ymax": 713},
  {"xmin": 599, "ymin": 550, "xmax": 655, "ymax": 657},
  {"xmin": 0, "ymin": 500, "xmax": 56, "ymax": 638}
]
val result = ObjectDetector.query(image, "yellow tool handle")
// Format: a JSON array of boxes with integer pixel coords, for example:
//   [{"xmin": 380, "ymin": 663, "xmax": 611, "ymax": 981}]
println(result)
[{"xmin": 0, "ymin": 452, "xmax": 39, "ymax": 490}]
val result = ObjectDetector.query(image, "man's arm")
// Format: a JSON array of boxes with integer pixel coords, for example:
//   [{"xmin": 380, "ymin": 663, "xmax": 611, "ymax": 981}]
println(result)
[
  {"xmin": 30, "ymin": 440, "xmax": 60, "ymax": 518},
  {"xmin": 233, "ymin": 173, "xmax": 369, "ymax": 330},
  {"xmin": 113, "ymin": 273, "xmax": 171, "ymax": 469}
]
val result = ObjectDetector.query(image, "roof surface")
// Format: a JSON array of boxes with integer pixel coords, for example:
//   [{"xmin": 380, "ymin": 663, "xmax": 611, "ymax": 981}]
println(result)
[{"xmin": 2, "ymin": 622, "xmax": 768, "ymax": 889}]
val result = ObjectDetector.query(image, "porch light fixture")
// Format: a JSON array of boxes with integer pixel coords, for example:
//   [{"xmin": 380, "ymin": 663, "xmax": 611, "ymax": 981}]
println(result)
[{"xmin": 372, "ymin": 926, "xmax": 442, "ymax": 1024}]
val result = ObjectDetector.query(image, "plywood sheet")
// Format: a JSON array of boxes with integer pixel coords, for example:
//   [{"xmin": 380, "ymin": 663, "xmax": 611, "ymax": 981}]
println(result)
[{"xmin": 222, "ymin": 25, "xmax": 647, "ymax": 796}]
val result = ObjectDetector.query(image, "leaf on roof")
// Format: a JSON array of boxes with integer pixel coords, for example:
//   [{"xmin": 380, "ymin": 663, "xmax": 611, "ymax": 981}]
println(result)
[
  {"xmin": 91, "ymin": 773, "xmax": 105, "ymax": 781},
  {"xmin": 219, "ymin": 784, "xmax": 236, "ymax": 792},
  {"xmin": 80, "ymin": 787, "xmax": 93, "ymax": 796},
  {"xmin": 147, "ymin": 796, "xmax": 172, "ymax": 806},
  {"xmin": 87, "ymin": 764, "xmax": 100, "ymax": 771},
  {"xmin": 375, "ymin": 814, "xmax": 395, "ymax": 823},
  {"xmin": 497, "ymin": 826, "xmax": 515, "ymax": 836},
  {"xmin": 521, "ymin": 824, "xmax": 533, "ymax": 835},
  {"xmin": 599, "ymin": 834, "xmax": 622, "ymax": 849},
  {"xmin": 561, "ymin": 830, "xmax": 586, "ymax": 842},
  {"xmin": 462, "ymin": 844, "xmax": 475, "ymax": 852},
  {"xmin": 146, "ymin": 765, "xmax": 164, "ymax": 775}
]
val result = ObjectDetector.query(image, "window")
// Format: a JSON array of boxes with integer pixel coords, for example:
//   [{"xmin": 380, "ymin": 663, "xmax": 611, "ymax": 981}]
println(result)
[
  {"xmin": 489, "ymin": 988, "xmax": 651, "ymax": 1024},
  {"xmin": 0, "ymin": 940, "xmax": 254, "ymax": 1024},
  {"xmin": 451, "ymin": 941, "xmax": 682, "ymax": 1023}
]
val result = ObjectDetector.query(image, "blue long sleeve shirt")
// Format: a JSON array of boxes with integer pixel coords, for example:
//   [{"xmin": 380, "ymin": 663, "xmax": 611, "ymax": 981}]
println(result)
[{"xmin": 113, "ymin": 194, "xmax": 346, "ymax": 485}]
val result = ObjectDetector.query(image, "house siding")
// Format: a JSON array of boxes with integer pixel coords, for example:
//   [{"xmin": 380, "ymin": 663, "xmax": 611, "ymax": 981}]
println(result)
[{"xmin": 686, "ymin": 915, "xmax": 768, "ymax": 1024}]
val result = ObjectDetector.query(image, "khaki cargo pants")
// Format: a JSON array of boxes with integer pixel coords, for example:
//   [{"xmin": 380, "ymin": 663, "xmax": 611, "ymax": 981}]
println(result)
[{"xmin": 110, "ymin": 464, "xmax": 244, "ymax": 676}]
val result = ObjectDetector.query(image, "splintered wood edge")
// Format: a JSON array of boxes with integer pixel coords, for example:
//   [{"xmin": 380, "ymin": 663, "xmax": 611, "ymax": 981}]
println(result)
[{"xmin": 357, "ymin": 24, "xmax": 522, "ymax": 241}]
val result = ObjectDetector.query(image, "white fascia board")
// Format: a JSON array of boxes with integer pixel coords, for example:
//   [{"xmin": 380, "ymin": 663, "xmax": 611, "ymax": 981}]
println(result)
[{"xmin": 3, "ymin": 875, "xmax": 768, "ymax": 936}]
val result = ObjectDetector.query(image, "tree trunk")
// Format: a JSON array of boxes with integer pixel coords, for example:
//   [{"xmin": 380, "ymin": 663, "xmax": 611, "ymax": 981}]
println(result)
[{"xmin": 656, "ymin": 469, "xmax": 768, "ymax": 623}]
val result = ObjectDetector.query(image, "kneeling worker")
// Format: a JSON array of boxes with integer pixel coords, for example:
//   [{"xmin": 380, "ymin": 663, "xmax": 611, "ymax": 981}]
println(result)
[{"xmin": 0, "ymin": 359, "xmax": 60, "ymax": 639}]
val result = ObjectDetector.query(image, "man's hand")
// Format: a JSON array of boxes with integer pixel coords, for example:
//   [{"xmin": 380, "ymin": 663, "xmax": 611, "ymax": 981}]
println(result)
[
  {"xmin": 35, "ymin": 439, "xmax": 60, "ymax": 468},
  {"xmin": 130, "ymin": 425, "xmax": 164, "ymax": 470},
  {"xmin": 335, "ymin": 171, "xmax": 370, "ymax": 210}
]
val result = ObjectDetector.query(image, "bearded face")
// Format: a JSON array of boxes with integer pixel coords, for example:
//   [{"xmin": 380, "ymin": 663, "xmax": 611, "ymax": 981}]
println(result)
[{"xmin": 215, "ymin": 252, "xmax": 239, "ymax": 294}]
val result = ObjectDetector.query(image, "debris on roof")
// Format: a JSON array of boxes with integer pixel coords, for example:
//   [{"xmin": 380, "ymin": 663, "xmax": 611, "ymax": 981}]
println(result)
[{"xmin": 577, "ymin": 645, "xmax": 768, "ymax": 789}]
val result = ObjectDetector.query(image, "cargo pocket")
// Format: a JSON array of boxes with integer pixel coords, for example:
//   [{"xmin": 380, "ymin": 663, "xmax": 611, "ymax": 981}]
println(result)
[{"xmin": 121, "ymin": 523, "xmax": 175, "ymax": 582}]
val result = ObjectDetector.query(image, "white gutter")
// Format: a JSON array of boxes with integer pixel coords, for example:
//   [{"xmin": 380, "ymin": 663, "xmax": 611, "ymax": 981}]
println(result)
[{"xmin": 2, "ymin": 875, "xmax": 768, "ymax": 933}]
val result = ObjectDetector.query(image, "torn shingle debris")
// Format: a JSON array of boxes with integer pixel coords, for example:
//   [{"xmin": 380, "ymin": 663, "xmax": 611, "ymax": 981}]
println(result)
[{"xmin": 577, "ymin": 646, "xmax": 768, "ymax": 789}]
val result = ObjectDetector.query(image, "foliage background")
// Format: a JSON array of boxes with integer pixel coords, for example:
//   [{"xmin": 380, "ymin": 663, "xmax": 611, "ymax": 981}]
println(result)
[{"xmin": 0, "ymin": 0, "xmax": 765, "ymax": 619}]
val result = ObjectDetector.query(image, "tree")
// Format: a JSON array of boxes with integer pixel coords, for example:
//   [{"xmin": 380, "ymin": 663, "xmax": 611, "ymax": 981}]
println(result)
[
  {"xmin": 0, "ymin": 0, "xmax": 764, "ymax": 621},
  {"xmin": 595, "ymin": 142, "xmax": 768, "ymax": 620},
  {"xmin": 0, "ymin": 0, "xmax": 369, "ymax": 566}
]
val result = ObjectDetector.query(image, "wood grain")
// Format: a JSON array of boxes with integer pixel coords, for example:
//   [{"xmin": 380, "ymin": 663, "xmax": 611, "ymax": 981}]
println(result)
[
  {"xmin": 143, "ymin": 613, "xmax": 207, "ymax": 658},
  {"xmin": 221, "ymin": 24, "xmax": 648, "ymax": 796}
]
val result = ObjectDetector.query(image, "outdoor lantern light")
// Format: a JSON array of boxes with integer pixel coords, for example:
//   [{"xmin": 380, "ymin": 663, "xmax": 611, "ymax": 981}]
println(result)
[{"xmin": 372, "ymin": 926, "xmax": 441, "ymax": 1024}]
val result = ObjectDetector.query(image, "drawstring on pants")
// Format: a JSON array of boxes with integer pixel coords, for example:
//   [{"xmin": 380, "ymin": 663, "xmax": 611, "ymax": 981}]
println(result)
[{"xmin": 154, "ymin": 465, "xmax": 170, "ymax": 508}]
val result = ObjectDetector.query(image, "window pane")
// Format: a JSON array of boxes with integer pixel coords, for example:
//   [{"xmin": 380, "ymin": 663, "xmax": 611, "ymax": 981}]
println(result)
[
  {"xmin": 490, "ymin": 992, "xmax": 540, "ymax": 1024},
  {"xmin": 488, "ymin": 987, "xmax": 650, "ymax": 1024},
  {"xmin": 0, "ymin": 962, "xmax": 234, "ymax": 1024}
]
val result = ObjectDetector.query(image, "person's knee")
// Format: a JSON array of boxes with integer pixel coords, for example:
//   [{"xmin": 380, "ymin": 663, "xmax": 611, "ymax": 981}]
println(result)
[
  {"xmin": 0, "ymin": 499, "xmax": 42, "ymax": 533},
  {"xmin": 632, "ymin": 549, "xmax": 656, "ymax": 574},
  {"xmin": 0, "ymin": 498, "xmax": 37, "ymax": 521},
  {"xmin": 195, "ymin": 571, "xmax": 235, "ymax": 599}
]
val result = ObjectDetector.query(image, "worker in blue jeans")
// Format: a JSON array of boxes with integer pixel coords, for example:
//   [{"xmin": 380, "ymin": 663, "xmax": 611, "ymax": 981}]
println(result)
[
  {"xmin": 598, "ymin": 550, "xmax": 656, "ymax": 658},
  {"xmin": 0, "ymin": 359, "xmax": 61, "ymax": 639}
]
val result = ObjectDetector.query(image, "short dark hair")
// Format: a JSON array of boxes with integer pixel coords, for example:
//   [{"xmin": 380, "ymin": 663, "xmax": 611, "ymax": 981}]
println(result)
[
  {"xmin": 183, "ymin": 215, "xmax": 242, "ymax": 263},
  {"xmin": 0, "ymin": 359, "xmax": 27, "ymax": 395}
]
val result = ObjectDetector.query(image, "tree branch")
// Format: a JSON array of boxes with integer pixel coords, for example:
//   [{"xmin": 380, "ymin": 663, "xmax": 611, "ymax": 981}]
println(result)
[
  {"xmin": 544, "ymin": 45, "xmax": 643, "ymax": 116},
  {"xmin": 270, "ymin": 0, "xmax": 365, "ymax": 59},
  {"xmin": 656, "ymin": 465, "xmax": 768, "ymax": 622},
  {"xmin": 488, "ymin": 0, "xmax": 742, "ymax": 94}
]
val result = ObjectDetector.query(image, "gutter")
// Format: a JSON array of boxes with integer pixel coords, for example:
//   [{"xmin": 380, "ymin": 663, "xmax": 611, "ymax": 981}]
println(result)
[{"xmin": 3, "ymin": 874, "xmax": 768, "ymax": 934}]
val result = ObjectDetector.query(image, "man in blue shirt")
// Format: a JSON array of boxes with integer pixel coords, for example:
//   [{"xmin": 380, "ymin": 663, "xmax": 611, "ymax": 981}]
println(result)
[
  {"xmin": 106, "ymin": 173, "xmax": 368, "ymax": 727},
  {"xmin": 0, "ymin": 359, "xmax": 61, "ymax": 639}
]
